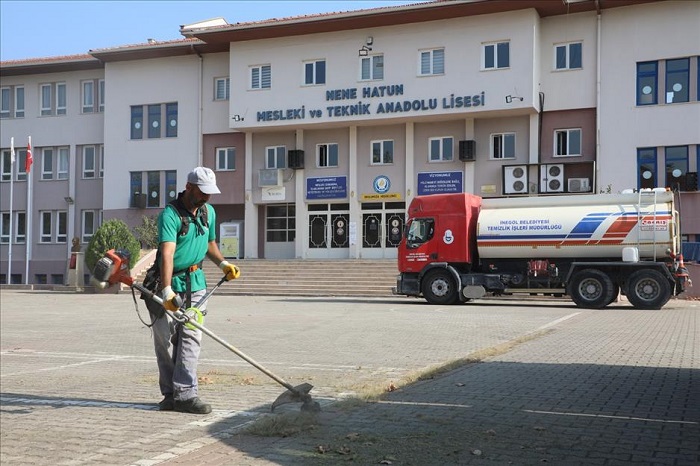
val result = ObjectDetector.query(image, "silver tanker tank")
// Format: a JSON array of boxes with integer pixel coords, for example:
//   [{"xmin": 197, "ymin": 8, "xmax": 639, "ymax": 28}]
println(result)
[{"xmin": 476, "ymin": 189, "xmax": 678, "ymax": 260}]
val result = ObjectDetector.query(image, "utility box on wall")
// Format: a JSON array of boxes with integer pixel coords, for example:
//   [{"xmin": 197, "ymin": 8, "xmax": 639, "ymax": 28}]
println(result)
[{"xmin": 220, "ymin": 221, "xmax": 244, "ymax": 259}]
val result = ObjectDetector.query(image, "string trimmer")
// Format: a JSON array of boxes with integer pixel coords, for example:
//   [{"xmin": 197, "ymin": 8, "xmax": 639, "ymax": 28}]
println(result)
[{"xmin": 92, "ymin": 249, "xmax": 320, "ymax": 413}]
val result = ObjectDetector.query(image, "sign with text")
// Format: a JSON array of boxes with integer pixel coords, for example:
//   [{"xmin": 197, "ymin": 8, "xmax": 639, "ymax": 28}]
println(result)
[
  {"xmin": 417, "ymin": 171, "xmax": 463, "ymax": 195},
  {"xmin": 306, "ymin": 176, "xmax": 347, "ymax": 200}
]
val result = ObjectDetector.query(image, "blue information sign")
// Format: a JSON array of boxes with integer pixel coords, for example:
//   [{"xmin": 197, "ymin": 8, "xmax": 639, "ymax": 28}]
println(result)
[
  {"xmin": 306, "ymin": 176, "xmax": 348, "ymax": 200},
  {"xmin": 417, "ymin": 171, "xmax": 463, "ymax": 196}
]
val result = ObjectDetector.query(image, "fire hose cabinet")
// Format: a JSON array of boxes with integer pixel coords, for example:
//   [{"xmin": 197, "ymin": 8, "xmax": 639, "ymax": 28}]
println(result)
[{"xmin": 220, "ymin": 221, "xmax": 243, "ymax": 259}]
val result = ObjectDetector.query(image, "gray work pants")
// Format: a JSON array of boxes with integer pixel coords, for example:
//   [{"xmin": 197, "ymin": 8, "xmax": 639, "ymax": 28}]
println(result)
[{"xmin": 148, "ymin": 288, "xmax": 207, "ymax": 401}]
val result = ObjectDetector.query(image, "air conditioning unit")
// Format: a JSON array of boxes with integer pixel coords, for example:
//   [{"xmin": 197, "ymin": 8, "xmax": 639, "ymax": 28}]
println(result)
[
  {"xmin": 132, "ymin": 193, "xmax": 147, "ymax": 209},
  {"xmin": 540, "ymin": 164, "xmax": 564, "ymax": 193},
  {"xmin": 568, "ymin": 177, "xmax": 591, "ymax": 193},
  {"xmin": 504, "ymin": 165, "xmax": 528, "ymax": 194},
  {"xmin": 258, "ymin": 168, "xmax": 283, "ymax": 187}
]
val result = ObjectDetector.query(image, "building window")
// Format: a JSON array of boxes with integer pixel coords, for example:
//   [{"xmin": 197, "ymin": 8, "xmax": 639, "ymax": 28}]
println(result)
[
  {"xmin": 637, "ymin": 147, "xmax": 657, "ymax": 189},
  {"xmin": 483, "ymin": 41, "xmax": 510, "ymax": 70},
  {"xmin": 554, "ymin": 42, "xmax": 582, "ymax": 70},
  {"xmin": 665, "ymin": 146, "xmax": 688, "ymax": 189},
  {"xmin": 99, "ymin": 145, "xmax": 104, "ymax": 178},
  {"xmin": 266, "ymin": 204, "xmax": 295, "ymax": 242},
  {"xmin": 266, "ymin": 146, "xmax": 286, "ymax": 169},
  {"xmin": 39, "ymin": 83, "xmax": 66, "ymax": 116},
  {"xmin": 554, "ymin": 128, "xmax": 582, "ymax": 157},
  {"xmin": 40, "ymin": 211, "xmax": 52, "ymax": 243},
  {"xmin": 1, "ymin": 85, "xmax": 24, "ymax": 119},
  {"xmin": 214, "ymin": 77, "xmax": 230, "ymax": 101},
  {"xmin": 147, "ymin": 171, "xmax": 160, "ymax": 208},
  {"xmin": 0, "ymin": 212, "xmax": 9, "ymax": 243},
  {"xmin": 58, "ymin": 147, "xmax": 69, "ymax": 180},
  {"xmin": 82, "ymin": 80, "xmax": 94, "ymax": 113},
  {"xmin": 665, "ymin": 58, "xmax": 689, "ymax": 104},
  {"xmin": 40, "ymin": 82, "xmax": 66, "ymax": 116},
  {"xmin": 429, "ymin": 137, "xmax": 454, "ymax": 162},
  {"xmin": 1, "ymin": 149, "xmax": 29, "ymax": 182},
  {"xmin": 637, "ymin": 61, "xmax": 658, "ymax": 106},
  {"xmin": 148, "ymin": 104, "xmax": 161, "ymax": 139},
  {"xmin": 217, "ymin": 147, "xmax": 236, "ymax": 170},
  {"xmin": 165, "ymin": 103, "xmax": 178, "ymax": 138},
  {"xmin": 82, "ymin": 210, "xmax": 98, "ymax": 243},
  {"xmin": 15, "ymin": 211, "xmax": 26, "ymax": 243},
  {"xmin": 82, "ymin": 146, "xmax": 96, "ymax": 179},
  {"xmin": 490, "ymin": 133, "xmax": 515, "ymax": 159},
  {"xmin": 304, "ymin": 59, "xmax": 326, "ymax": 85},
  {"xmin": 131, "ymin": 106, "xmax": 143, "ymax": 139},
  {"xmin": 317, "ymin": 143, "xmax": 339, "ymax": 168},
  {"xmin": 57, "ymin": 211, "xmax": 67, "ymax": 243},
  {"xmin": 251, "ymin": 64, "xmax": 271, "ymax": 89},
  {"xmin": 130, "ymin": 103, "xmax": 177, "ymax": 139},
  {"xmin": 99, "ymin": 79, "xmax": 105, "ymax": 112},
  {"xmin": 360, "ymin": 54, "xmax": 384, "ymax": 81},
  {"xmin": 165, "ymin": 170, "xmax": 177, "ymax": 203},
  {"xmin": 419, "ymin": 48, "xmax": 445, "ymax": 76},
  {"xmin": 371, "ymin": 140, "xmax": 394, "ymax": 165},
  {"xmin": 42, "ymin": 148, "xmax": 54, "ymax": 180}
]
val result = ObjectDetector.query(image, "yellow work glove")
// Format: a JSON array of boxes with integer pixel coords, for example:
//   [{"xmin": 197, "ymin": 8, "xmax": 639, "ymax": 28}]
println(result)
[
  {"xmin": 219, "ymin": 261, "xmax": 241, "ymax": 281},
  {"xmin": 160, "ymin": 286, "xmax": 180, "ymax": 312}
]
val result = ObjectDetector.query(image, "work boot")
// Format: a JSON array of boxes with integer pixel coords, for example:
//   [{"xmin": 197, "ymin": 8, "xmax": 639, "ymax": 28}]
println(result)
[
  {"xmin": 174, "ymin": 397, "xmax": 212, "ymax": 414},
  {"xmin": 158, "ymin": 395, "xmax": 174, "ymax": 411}
]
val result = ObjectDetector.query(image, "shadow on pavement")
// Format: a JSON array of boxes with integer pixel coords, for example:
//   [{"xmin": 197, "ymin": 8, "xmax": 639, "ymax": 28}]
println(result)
[
  {"xmin": 200, "ymin": 360, "xmax": 700, "ymax": 465},
  {"xmin": 0, "ymin": 392, "xmax": 157, "ymax": 411}
]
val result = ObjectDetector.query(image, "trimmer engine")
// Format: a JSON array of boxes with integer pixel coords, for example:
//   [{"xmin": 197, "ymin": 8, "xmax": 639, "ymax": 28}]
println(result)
[{"xmin": 92, "ymin": 249, "xmax": 134, "ymax": 288}]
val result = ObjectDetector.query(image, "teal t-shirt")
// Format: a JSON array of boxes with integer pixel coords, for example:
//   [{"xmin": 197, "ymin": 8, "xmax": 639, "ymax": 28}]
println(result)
[{"xmin": 158, "ymin": 203, "xmax": 216, "ymax": 293}]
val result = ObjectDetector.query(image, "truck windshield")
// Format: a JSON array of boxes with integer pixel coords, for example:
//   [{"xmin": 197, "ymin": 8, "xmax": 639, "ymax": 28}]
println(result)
[{"xmin": 406, "ymin": 218, "xmax": 434, "ymax": 246}]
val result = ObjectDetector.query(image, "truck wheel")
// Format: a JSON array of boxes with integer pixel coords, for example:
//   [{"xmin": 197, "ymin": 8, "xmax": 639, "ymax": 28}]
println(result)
[
  {"xmin": 569, "ymin": 269, "xmax": 614, "ymax": 309},
  {"xmin": 422, "ymin": 269, "xmax": 458, "ymax": 305},
  {"xmin": 605, "ymin": 284, "xmax": 620, "ymax": 306},
  {"xmin": 625, "ymin": 270, "xmax": 671, "ymax": 310}
]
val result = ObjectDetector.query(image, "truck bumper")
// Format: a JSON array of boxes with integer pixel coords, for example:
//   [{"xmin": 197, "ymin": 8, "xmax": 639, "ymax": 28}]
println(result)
[{"xmin": 395, "ymin": 273, "xmax": 421, "ymax": 296}]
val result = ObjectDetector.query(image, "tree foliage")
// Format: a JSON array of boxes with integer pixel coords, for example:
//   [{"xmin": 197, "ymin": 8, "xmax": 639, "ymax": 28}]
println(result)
[
  {"xmin": 133, "ymin": 214, "xmax": 159, "ymax": 249},
  {"xmin": 85, "ymin": 219, "xmax": 142, "ymax": 272}
]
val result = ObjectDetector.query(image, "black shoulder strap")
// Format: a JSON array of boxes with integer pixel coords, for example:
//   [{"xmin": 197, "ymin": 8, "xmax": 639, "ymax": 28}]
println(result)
[{"xmin": 168, "ymin": 197, "xmax": 208, "ymax": 237}]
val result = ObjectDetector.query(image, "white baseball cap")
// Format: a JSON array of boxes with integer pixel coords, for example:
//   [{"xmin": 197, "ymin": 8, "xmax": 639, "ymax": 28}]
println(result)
[{"xmin": 187, "ymin": 167, "xmax": 221, "ymax": 194}]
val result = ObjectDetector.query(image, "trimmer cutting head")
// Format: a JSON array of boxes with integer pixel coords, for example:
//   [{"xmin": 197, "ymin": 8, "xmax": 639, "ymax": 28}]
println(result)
[{"xmin": 271, "ymin": 383, "xmax": 320, "ymax": 413}]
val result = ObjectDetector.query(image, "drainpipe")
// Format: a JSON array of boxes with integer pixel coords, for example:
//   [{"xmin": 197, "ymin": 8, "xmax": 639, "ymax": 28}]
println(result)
[
  {"xmin": 193, "ymin": 45, "xmax": 204, "ymax": 165},
  {"xmin": 595, "ymin": 1, "xmax": 602, "ymax": 192}
]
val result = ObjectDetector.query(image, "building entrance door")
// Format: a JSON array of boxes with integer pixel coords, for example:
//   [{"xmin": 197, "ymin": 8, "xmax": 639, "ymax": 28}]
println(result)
[
  {"xmin": 308, "ymin": 203, "xmax": 350, "ymax": 259},
  {"xmin": 360, "ymin": 201, "xmax": 405, "ymax": 259}
]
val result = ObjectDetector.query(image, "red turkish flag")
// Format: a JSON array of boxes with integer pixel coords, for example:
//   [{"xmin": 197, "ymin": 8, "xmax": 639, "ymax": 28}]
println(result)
[{"xmin": 26, "ymin": 136, "xmax": 33, "ymax": 173}]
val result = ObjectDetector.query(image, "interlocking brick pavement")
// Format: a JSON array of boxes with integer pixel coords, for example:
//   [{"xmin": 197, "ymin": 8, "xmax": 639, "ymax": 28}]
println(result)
[{"xmin": 1, "ymin": 290, "xmax": 697, "ymax": 465}]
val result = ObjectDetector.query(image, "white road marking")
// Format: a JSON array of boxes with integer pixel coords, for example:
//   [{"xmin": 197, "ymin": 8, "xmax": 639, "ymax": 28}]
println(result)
[
  {"xmin": 524, "ymin": 409, "xmax": 698, "ymax": 425},
  {"xmin": 373, "ymin": 400, "xmax": 472, "ymax": 408},
  {"xmin": 534, "ymin": 312, "xmax": 580, "ymax": 331}
]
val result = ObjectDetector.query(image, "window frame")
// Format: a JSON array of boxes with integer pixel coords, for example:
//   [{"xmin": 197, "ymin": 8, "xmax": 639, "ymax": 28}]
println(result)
[
  {"xmin": 371, "ymin": 140, "xmax": 394, "ymax": 165},
  {"xmin": 482, "ymin": 41, "xmax": 510, "ymax": 70},
  {"xmin": 428, "ymin": 136, "xmax": 454, "ymax": 162},
  {"xmin": 303, "ymin": 59, "xmax": 326, "ymax": 86},
  {"xmin": 360, "ymin": 54, "xmax": 384, "ymax": 81},
  {"xmin": 40, "ymin": 211, "xmax": 53, "ymax": 243},
  {"xmin": 0, "ymin": 86, "xmax": 9, "ymax": 118},
  {"xmin": 81, "ymin": 210, "xmax": 97, "ymax": 244},
  {"xmin": 554, "ymin": 128, "xmax": 582, "ymax": 157},
  {"xmin": 82, "ymin": 80, "xmax": 95, "ymax": 113},
  {"xmin": 418, "ymin": 48, "xmax": 445, "ymax": 76},
  {"xmin": 665, "ymin": 57, "xmax": 690, "ymax": 104},
  {"xmin": 251, "ymin": 64, "xmax": 272, "ymax": 90},
  {"xmin": 214, "ymin": 77, "xmax": 230, "ymax": 101},
  {"xmin": 0, "ymin": 212, "xmax": 10, "ymax": 243},
  {"xmin": 317, "ymin": 143, "xmax": 339, "ymax": 168},
  {"xmin": 554, "ymin": 41, "xmax": 582, "ymax": 70},
  {"xmin": 0, "ymin": 86, "xmax": 20, "ymax": 118},
  {"xmin": 15, "ymin": 211, "xmax": 26, "ymax": 244},
  {"xmin": 265, "ymin": 146, "xmax": 286, "ymax": 169},
  {"xmin": 665, "ymin": 145, "xmax": 689, "ymax": 189},
  {"xmin": 636, "ymin": 61, "xmax": 658, "ymax": 106},
  {"xmin": 42, "ymin": 147, "xmax": 54, "ymax": 180},
  {"xmin": 57, "ymin": 147, "xmax": 69, "ymax": 180},
  {"xmin": 82, "ymin": 145, "xmax": 96, "ymax": 179},
  {"xmin": 490, "ymin": 133, "xmax": 516, "ymax": 160},
  {"xmin": 216, "ymin": 147, "xmax": 236, "ymax": 171},
  {"xmin": 637, "ymin": 147, "xmax": 657, "ymax": 190}
]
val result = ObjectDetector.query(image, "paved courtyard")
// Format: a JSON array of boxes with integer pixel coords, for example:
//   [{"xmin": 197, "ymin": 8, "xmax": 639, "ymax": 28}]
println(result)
[{"xmin": 1, "ymin": 290, "xmax": 698, "ymax": 465}]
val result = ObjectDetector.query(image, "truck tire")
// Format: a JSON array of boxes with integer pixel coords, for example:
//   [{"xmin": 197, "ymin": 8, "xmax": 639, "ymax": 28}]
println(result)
[
  {"xmin": 569, "ymin": 269, "xmax": 614, "ymax": 309},
  {"xmin": 625, "ymin": 269, "xmax": 671, "ymax": 310},
  {"xmin": 422, "ymin": 269, "xmax": 458, "ymax": 305}
]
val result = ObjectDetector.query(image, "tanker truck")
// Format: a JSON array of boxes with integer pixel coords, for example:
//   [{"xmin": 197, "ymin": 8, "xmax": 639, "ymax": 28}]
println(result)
[{"xmin": 394, "ymin": 188, "xmax": 689, "ymax": 309}]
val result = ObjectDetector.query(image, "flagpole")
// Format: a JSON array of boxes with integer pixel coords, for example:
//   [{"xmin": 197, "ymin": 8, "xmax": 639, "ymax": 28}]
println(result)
[
  {"xmin": 25, "ymin": 136, "xmax": 33, "ymax": 285},
  {"xmin": 7, "ymin": 137, "xmax": 15, "ymax": 283}
]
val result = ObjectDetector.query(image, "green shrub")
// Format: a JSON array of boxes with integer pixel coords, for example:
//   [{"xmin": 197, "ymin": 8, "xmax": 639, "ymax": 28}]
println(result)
[
  {"xmin": 85, "ymin": 219, "xmax": 142, "ymax": 272},
  {"xmin": 133, "ymin": 214, "xmax": 159, "ymax": 249}
]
